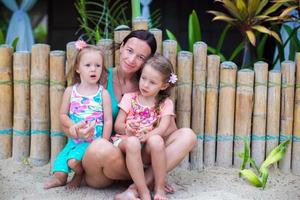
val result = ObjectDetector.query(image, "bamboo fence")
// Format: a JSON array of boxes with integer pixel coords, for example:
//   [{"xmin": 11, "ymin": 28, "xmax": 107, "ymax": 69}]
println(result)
[{"xmin": 1, "ymin": 28, "xmax": 300, "ymax": 174}]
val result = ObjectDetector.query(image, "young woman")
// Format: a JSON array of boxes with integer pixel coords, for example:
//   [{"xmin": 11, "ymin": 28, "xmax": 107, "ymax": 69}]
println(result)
[{"xmin": 62, "ymin": 30, "xmax": 196, "ymax": 199}]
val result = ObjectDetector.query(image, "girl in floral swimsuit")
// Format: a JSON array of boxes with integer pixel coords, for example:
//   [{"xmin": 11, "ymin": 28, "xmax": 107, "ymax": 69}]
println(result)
[{"xmin": 113, "ymin": 54, "xmax": 177, "ymax": 200}]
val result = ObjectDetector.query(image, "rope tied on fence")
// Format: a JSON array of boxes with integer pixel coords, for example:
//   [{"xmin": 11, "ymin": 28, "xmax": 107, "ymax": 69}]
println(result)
[
  {"xmin": 13, "ymin": 129, "xmax": 30, "ymax": 136},
  {"xmin": 31, "ymin": 129, "xmax": 50, "ymax": 135},
  {"xmin": 14, "ymin": 80, "xmax": 30, "ymax": 85},
  {"xmin": 219, "ymin": 81, "xmax": 235, "ymax": 88},
  {"xmin": 0, "ymin": 80, "xmax": 12, "ymax": 85},
  {"xmin": 281, "ymin": 83, "xmax": 295, "ymax": 88},
  {"xmin": 30, "ymin": 79, "xmax": 49, "ymax": 86},
  {"xmin": 268, "ymin": 81, "xmax": 281, "ymax": 88},
  {"xmin": 177, "ymin": 81, "xmax": 192, "ymax": 86},
  {"xmin": 0, "ymin": 128, "xmax": 12, "ymax": 135},
  {"xmin": 255, "ymin": 81, "xmax": 268, "ymax": 87},
  {"xmin": 51, "ymin": 131, "xmax": 65, "ymax": 137}
]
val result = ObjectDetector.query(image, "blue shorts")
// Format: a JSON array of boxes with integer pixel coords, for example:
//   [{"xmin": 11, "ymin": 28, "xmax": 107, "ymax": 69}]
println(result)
[{"xmin": 52, "ymin": 139, "xmax": 90, "ymax": 174}]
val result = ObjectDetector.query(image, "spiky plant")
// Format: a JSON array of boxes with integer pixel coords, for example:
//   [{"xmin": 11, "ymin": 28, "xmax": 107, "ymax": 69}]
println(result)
[
  {"xmin": 75, "ymin": 0, "xmax": 130, "ymax": 44},
  {"xmin": 208, "ymin": 0, "xmax": 297, "ymax": 68}
]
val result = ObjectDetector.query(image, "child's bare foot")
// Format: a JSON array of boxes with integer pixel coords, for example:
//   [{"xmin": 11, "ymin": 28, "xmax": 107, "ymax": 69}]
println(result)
[
  {"xmin": 164, "ymin": 182, "xmax": 175, "ymax": 194},
  {"xmin": 43, "ymin": 177, "xmax": 66, "ymax": 189},
  {"xmin": 66, "ymin": 173, "xmax": 83, "ymax": 189},
  {"xmin": 154, "ymin": 188, "xmax": 168, "ymax": 200},
  {"xmin": 114, "ymin": 187, "xmax": 140, "ymax": 200}
]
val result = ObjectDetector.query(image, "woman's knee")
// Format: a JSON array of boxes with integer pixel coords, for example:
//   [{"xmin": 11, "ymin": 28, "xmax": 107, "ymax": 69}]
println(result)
[
  {"xmin": 85, "ymin": 138, "xmax": 112, "ymax": 159},
  {"xmin": 147, "ymin": 135, "xmax": 165, "ymax": 151}
]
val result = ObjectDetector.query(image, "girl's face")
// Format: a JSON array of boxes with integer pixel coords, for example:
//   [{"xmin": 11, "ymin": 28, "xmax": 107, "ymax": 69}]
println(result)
[
  {"xmin": 139, "ymin": 64, "xmax": 169, "ymax": 98},
  {"xmin": 76, "ymin": 50, "xmax": 103, "ymax": 85},
  {"xmin": 119, "ymin": 37, "xmax": 151, "ymax": 74}
]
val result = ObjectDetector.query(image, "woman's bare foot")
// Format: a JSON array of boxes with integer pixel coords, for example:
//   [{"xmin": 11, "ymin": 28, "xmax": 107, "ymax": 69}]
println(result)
[
  {"xmin": 114, "ymin": 186, "xmax": 140, "ymax": 200},
  {"xmin": 43, "ymin": 176, "xmax": 66, "ymax": 189},
  {"xmin": 154, "ymin": 188, "xmax": 168, "ymax": 200},
  {"xmin": 66, "ymin": 173, "xmax": 83, "ymax": 189}
]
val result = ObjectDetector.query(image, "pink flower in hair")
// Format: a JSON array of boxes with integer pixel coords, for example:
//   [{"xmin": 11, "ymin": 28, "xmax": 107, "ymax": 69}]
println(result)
[
  {"xmin": 75, "ymin": 39, "xmax": 87, "ymax": 50},
  {"xmin": 168, "ymin": 73, "xmax": 177, "ymax": 84}
]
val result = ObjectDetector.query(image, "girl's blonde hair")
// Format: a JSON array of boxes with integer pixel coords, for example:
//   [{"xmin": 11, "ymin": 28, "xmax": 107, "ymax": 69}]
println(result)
[
  {"xmin": 142, "ymin": 54, "xmax": 176, "ymax": 113},
  {"xmin": 66, "ymin": 45, "xmax": 107, "ymax": 85}
]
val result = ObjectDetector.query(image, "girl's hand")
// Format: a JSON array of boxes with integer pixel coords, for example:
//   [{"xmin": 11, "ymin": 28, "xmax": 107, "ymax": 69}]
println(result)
[
  {"xmin": 69, "ymin": 121, "xmax": 86, "ymax": 139},
  {"xmin": 125, "ymin": 123, "xmax": 137, "ymax": 136},
  {"xmin": 136, "ymin": 132, "xmax": 149, "ymax": 143},
  {"xmin": 78, "ymin": 121, "xmax": 95, "ymax": 141}
]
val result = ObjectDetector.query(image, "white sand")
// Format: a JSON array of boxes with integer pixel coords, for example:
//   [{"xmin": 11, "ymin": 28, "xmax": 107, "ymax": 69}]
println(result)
[{"xmin": 1, "ymin": 158, "xmax": 300, "ymax": 200}]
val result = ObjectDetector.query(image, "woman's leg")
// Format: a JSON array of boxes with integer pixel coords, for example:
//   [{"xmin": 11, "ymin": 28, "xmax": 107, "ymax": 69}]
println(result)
[
  {"xmin": 117, "ymin": 136, "xmax": 150, "ymax": 200},
  {"xmin": 66, "ymin": 159, "xmax": 83, "ymax": 188},
  {"xmin": 82, "ymin": 138, "xmax": 130, "ymax": 188},
  {"xmin": 143, "ymin": 135, "xmax": 168, "ymax": 200},
  {"xmin": 117, "ymin": 128, "xmax": 197, "ymax": 198}
]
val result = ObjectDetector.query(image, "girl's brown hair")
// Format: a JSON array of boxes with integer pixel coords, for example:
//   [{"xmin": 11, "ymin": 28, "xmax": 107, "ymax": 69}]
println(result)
[
  {"xmin": 143, "ymin": 54, "xmax": 176, "ymax": 113},
  {"xmin": 66, "ymin": 45, "xmax": 107, "ymax": 85}
]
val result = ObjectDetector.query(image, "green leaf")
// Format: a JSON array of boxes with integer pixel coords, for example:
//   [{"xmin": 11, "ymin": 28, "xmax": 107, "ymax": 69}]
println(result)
[
  {"xmin": 165, "ymin": 29, "xmax": 182, "ymax": 52},
  {"xmin": 260, "ymin": 139, "xmax": 291, "ymax": 169},
  {"xmin": 240, "ymin": 169, "xmax": 263, "ymax": 187},
  {"xmin": 11, "ymin": 37, "xmax": 19, "ymax": 52},
  {"xmin": 131, "ymin": 0, "xmax": 141, "ymax": 19},
  {"xmin": 216, "ymin": 24, "xmax": 231, "ymax": 53},
  {"xmin": 241, "ymin": 137, "xmax": 250, "ymax": 170},
  {"xmin": 257, "ymin": 34, "xmax": 268, "ymax": 60},
  {"xmin": 0, "ymin": 29, "xmax": 4, "ymax": 44},
  {"xmin": 229, "ymin": 41, "xmax": 243, "ymax": 61},
  {"xmin": 188, "ymin": 10, "xmax": 201, "ymax": 52}
]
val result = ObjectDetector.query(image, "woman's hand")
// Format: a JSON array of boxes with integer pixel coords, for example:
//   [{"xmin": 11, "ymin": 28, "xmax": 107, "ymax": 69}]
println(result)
[{"xmin": 136, "ymin": 132, "xmax": 150, "ymax": 143}]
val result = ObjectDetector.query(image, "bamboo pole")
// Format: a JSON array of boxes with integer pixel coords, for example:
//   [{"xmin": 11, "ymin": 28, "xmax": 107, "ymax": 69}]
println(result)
[
  {"xmin": 50, "ymin": 50, "xmax": 67, "ymax": 169},
  {"xmin": 0, "ymin": 45, "xmax": 13, "ymax": 159},
  {"xmin": 30, "ymin": 44, "xmax": 50, "ymax": 166},
  {"xmin": 233, "ymin": 69, "xmax": 254, "ymax": 167},
  {"xmin": 216, "ymin": 61, "xmax": 237, "ymax": 167},
  {"xmin": 98, "ymin": 39, "xmax": 114, "ymax": 69},
  {"xmin": 66, "ymin": 42, "xmax": 76, "ymax": 86},
  {"xmin": 279, "ymin": 61, "xmax": 295, "ymax": 172},
  {"xmin": 12, "ymin": 51, "xmax": 31, "ymax": 162},
  {"xmin": 293, "ymin": 53, "xmax": 300, "ymax": 174},
  {"xmin": 132, "ymin": 16, "xmax": 148, "ymax": 30},
  {"xmin": 177, "ymin": 51, "xmax": 193, "ymax": 169},
  {"xmin": 163, "ymin": 40, "xmax": 177, "ymax": 103},
  {"xmin": 114, "ymin": 25, "xmax": 130, "ymax": 68},
  {"xmin": 149, "ymin": 28, "xmax": 162, "ymax": 54},
  {"xmin": 266, "ymin": 70, "xmax": 281, "ymax": 168},
  {"xmin": 204, "ymin": 55, "xmax": 220, "ymax": 167},
  {"xmin": 191, "ymin": 42, "xmax": 207, "ymax": 170},
  {"xmin": 251, "ymin": 62, "xmax": 268, "ymax": 166}
]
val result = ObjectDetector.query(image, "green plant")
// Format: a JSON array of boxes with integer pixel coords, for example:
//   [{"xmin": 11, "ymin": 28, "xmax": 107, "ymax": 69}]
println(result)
[
  {"xmin": 208, "ymin": 0, "xmax": 297, "ymax": 68},
  {"xmin": 75, "ymin": 0, "xmax": 130, "ymax": 44},
  {"xmin": 238, "ymin": 138, "xmax": 291, "ymax": 189},
  {"xmin": 166, "ymin": 10, "xmax": 244, "ymax": 63}
]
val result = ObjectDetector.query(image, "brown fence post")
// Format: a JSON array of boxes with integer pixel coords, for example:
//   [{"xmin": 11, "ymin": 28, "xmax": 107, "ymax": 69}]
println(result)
[
  {"xmin": 149, "ymin": 28, "xmax": 162, "ymax": 54},
  {"xmin": 114, "ymin": 25, "xmax": 130, "ymax": 68},
  {"xmin": 293, "ymin": 52, "xmax": 300, "ymax": 174},
  {"xmin": 191, "ymin": 42, "xmax": 207, "ymax": 170},
  {"xmin": 30, "ymin": 44, "xmax": 50, "ymax": 166},
  {"xmin": 216, "ymin": 61, "xmax": 237, "ymax": 167},
  {"xmin": 234, "ymin": 69, "xmax": 254, "ymax": 167},
  {"xmin": 12, "ymin": 51, "xmax": 31, "ymax": 162},
  {"xmin": 251, "ymin": 62, "xmax": 268, "ymax": 166},
  {"xmin": 204, "ymin": 55, "xmax": 220, "ymax": 167},
  {"xmin": 177, "ymin": 51, "xmax": 193, "ymax": 169},
  {"xmin": 98, "ymin": 39, "xmax": 114, "ymax": 69},
  {"xmin": 266, "ymin": 70, "xmax": 281, "ymax": 168},
  {"xmin": 0, "ymin": 45, "xmax": 13, "ymax": 159},
  {"xmin": 50, "ymin": 50, "xmax": 67, "ymax": 170},
  {"xmin": 279, "ymin": 61, "xmax": 295, "ymax": 172}
]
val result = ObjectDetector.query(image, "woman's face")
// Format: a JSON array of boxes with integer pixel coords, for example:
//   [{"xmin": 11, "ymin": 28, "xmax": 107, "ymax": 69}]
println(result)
[{"xmin": 119, "ymin": 37, "xmax": 151, "ymax": 74}]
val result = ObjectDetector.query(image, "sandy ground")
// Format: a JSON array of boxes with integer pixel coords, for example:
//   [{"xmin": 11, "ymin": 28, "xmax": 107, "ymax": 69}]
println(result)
[{"xmin": 1, "ymin": 158, "xmax": 300, "ymax": 200}]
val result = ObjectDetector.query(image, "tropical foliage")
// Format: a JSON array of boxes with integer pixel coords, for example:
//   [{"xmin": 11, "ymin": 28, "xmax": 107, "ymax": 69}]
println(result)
[{"xmin": 208, "ymin": 0, "xmax": 297, "ymax": 68}]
